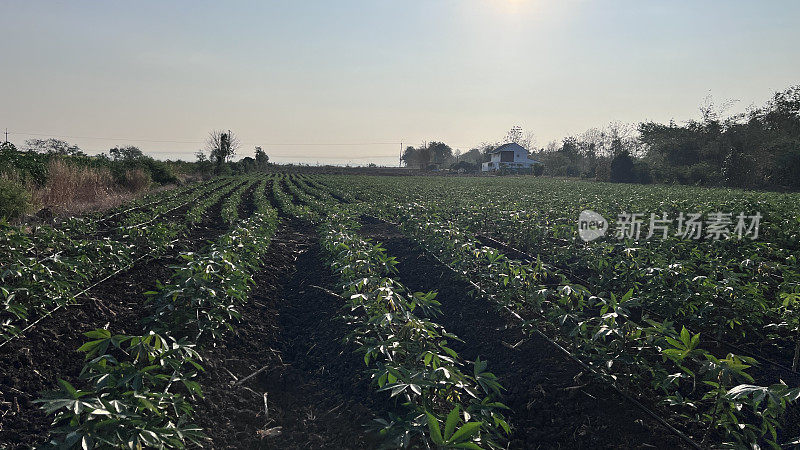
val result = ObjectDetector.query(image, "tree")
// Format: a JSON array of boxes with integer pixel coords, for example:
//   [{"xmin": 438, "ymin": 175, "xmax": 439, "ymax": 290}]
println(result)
[
  {"xmin": 205, "ymin": 130, "xmax": 240, "ymax": 170},
  {"xmin": 559, "ymin": 137, "xmax": 580, "ymax": 162},
  {"xmin": 459, "ymin": 148, "xmax": 483, "ymax": 164},
  {"xmin": 0, "ymin": 141, "xmax": 17, "ymax": 153},
  {"xmin": 610, "ymin": 150, "xmax": 636, "ymax": 183},
  {"xmin": 504, "ymin": 125, "xmax": 535, "ymax": 150},
  {"xmin": 24, "ymin": 138, "xmax": 84, "ymax": 156},
  {"xmin": 402, "ymin": 145, "xmax": 430, "ymax": 169},
  {"xmin": 402, "ymin": 141, "xmax": 452, "ymax": 169},
  {"xmin": 428, "ymin": 141, "xmax": 452, "ymax": 166},
  {"xmin": 194, "ymin": 149, "xmax": 213, "ymax": 175},
  {"xmin": 505, "ymin": 126, "xmax": 523, "ymax": 145},
  {"xmin": 109, "ymin": 146, "xmax": 144, "ymax": 161},
  {"xmin": 254, "ymin": 146, "xmax": 270, "ymax": 167}
]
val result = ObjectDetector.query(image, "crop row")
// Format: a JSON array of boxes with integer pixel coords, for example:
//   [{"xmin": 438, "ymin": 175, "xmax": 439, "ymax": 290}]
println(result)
[
  {"xmin": 272, "ymin": 181, "xmax": 512, "ymax": 448},
  {"xmin": 451, "ymin": 207, "xmax": 799, "ymax": 368},
  {"xmin": 367, "ymin": 204, "xmax": 800, "ymax": 448},
  {"xmin": 0, "ymin": 177, "xmax": 245, "ymax": 343},
  {"xmin": 0, "ymin": 180, "xmax": 206, "ymax": 266},
  {"xmin": 271, "ymin": 174, "xmax": 322, "ymax": 223},
  {"xmin": 302, "ymin": 174, "xmax": 800, "ymax": 446},
  {"xmin": 220, "ymin": 177, "xmax": 260, "ymax": 226},
  {"xmin": 318, "ymin": 214, "xmax": 510, "ymax": 448},
  {"xmin": 36, "ymin": 178, "xmax": 279, "ymax": 448},
  {"xmin": 292, "ymin": 175, "xmax": 342, "ymax": 203},
  {"xmin": 331, "ymin": 176, "xmax": 800, "ymax": 368}
]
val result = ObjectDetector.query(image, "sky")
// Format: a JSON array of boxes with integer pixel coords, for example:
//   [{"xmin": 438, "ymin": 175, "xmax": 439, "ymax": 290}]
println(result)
[{"xmin": 1, "ymin": 1, "xmax": 798, "ymax": 165}]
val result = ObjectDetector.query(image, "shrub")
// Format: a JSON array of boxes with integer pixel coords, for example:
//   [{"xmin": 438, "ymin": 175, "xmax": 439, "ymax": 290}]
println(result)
[
  {"xmin": 770, "ymin": 142, "xmax": 800, "ymax": 189},
  {"xmin": 0, "ymin": 177, "xmax": 30, "ymax": 220},
  {"xmin": 688, "ymin": 162, "xmax": 721, "ymax": 186},
  {"xmin": 141, "ymin": 158, "xmax": 178, "ymax": 184},
  {"xmin": 610, "ymin": 151, "xmax": 635, "ymax": 182},
  {"xmin": 451, "ymin": 161, "xmax": 478, "ymax": 173},
  {"xmin": 633, "ymin": 161, "xmax": 653, "ymax": 184},
  {"xmin": 110, "ymin": 158, "xmax": 177, "ymax": 186},
  {"xmin": 34, "ymin": 159, "xmax": 115, "ymax": 208},
  {"xmin": 121, "ymin": 168, "xmax": 151, "ymax": 192},
  {"xmin": 0, "ymin": 146, "xmax": 50, "ymax": 185}
]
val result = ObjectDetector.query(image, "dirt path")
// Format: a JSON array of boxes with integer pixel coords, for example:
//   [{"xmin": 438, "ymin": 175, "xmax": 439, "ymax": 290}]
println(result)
[
  {"xmin": 356, "ymin": 216, "xmax": 685, "ymax": 449},
  {"xmin": 195, "ymin": 222, "xmax": 387, "ymax": 449}
]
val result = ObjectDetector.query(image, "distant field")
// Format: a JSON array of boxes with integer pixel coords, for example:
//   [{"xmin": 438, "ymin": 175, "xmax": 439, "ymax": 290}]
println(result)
[{"xmin": 2, "ymin": 174, "xmax": 799, "ymax": 449}]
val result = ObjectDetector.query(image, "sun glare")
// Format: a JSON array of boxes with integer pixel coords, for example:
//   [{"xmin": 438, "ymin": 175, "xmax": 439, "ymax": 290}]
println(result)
[{"xmin": 491, "ymin": 0, "xmax": 542, "ymax": 15}]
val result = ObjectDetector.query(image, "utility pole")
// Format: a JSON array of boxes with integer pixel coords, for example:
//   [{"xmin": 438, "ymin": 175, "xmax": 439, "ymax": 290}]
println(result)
[
  {"xmin": 399, "ymin": 142, "xmax": 403, "ymax": 167},
  {"xmin": 3, "ymin": 128, "xmax": 8, "ymax": 144}
]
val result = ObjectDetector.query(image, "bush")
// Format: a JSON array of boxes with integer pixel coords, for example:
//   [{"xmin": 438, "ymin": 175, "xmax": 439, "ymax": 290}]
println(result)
[
  {"xmin": 595, "ymin": 158, "xmax": 611, "ymax": 181},
  {"xmin": 108, "ymin": 157, "xmax": 178, "ymax": 186},
  {"xmin": 215, "ymin": 163, "xmax": 233, "ymax": 176},
  {"xmin": 34, "ymin": 159, "xmax": 115, "ymax": 208},
  {"xmin": 770, "ymin": 142, "xmax": 800, "ymax": 189},
  {"xmin": 610, "ymin": 151, "xmax": 635, "ymax": 183},
  {"xmin": 141, "ymin": 158, "xmax": 178, "ymax": 184},
  {"xmin": 121, "ymin": 168, "xmax": 151, "ymax": 192},
  {"xmin": 451, "ymin": 161, "xmax": 478, "ymax": 173},
  {"xmin": 0, "ymin": 147, "xmax": 50, "ymax": 185},
  {"xmin": 687, "ymin": 162, "xmax": 720, "ymax": 185},
  {"xmin": 635, "ymin": 161, "xmax": 653, "ymax": 183},
  {"xmin": 0, "ymin": 177, "xmax": 30, "ymax": 220}
]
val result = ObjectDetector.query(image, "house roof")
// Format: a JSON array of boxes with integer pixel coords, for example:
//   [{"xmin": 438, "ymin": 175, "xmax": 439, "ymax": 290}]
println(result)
[{"xmin": 488, "ymin": 142, "xmax": 526, "ymax": 153}]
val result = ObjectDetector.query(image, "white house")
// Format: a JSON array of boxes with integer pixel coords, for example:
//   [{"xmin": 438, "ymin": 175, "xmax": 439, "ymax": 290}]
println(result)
[{"xmin": 481, "ymin": 143, "xmax": 541, "ymax": 172}]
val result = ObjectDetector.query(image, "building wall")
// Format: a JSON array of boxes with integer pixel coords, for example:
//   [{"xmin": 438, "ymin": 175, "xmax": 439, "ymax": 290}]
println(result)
[{"xmin": 482, "ymin": 144, "xmax": 539, "ymax": 171}]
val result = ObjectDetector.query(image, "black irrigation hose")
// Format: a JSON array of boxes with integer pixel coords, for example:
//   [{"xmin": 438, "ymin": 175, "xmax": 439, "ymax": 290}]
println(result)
[
  {"xmin": 364, "ymin": 214, "xmax": 703, "ymax": 450},
  {"xmin": 478, "ymin": 233, "xmax": 799, "ymax": 376}
]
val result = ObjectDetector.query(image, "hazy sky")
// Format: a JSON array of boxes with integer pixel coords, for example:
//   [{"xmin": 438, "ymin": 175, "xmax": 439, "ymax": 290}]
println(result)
[{"xmin": 2, "ymin": 1, "xmax": 798, "ymax": 165}]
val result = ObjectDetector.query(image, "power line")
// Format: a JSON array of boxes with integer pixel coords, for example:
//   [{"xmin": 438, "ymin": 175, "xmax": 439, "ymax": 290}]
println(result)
[
  {"xmin": 4, "ymin": 129, "xmax": 487, "ymax": 159},
  {"xmin": 8, "ymin": 131, "xmax": 201, "ymax": 144},
  {"xmin": 6, "ymin": 130, "xmax": 403, "ymax": 146}
]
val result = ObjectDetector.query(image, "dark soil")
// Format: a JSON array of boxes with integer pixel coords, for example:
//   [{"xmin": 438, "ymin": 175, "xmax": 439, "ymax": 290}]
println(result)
[
  {"xmin": 477, "ymin": 233, "xmax": 800, "ymax": 444},
  {"xmin": 0, "ymin": 190, "xmax": 234, "ymax": 449},
  {"xmin": 357, "ymin": 216, "xmax": 687, "ymax": 449},
  {"xmin": 195, "ymin": 222, "xmax": 386, "ymax": 449},
  {"xmin": 237, "ymin": 182, "xmax": 257, "ymax": 220}
]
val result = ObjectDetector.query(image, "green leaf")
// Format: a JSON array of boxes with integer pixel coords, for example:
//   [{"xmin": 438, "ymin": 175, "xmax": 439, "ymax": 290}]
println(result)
[
  {"xmin": 57, "ymin": 379, "xmax": 78, "ymax": 398},
  {"xmin": 449, "ymin": 421, "xmax": 482, "ymax": 443},
  {"xmin": 680, "ymin": 326, "xmax": 690, "ymax": 346},
  {"xmin": 83, "ymin": 329, "xmax": 111, "ymax": 339},
  {"xmin": 450, "ymin": 443, "xmax": 483, "ymax": 450},
  {"xmin": 444, "ymin": 406, "xmax": 460, "ymax": 440},
  {"xmin": 426, "ymin": 412, "xmax": 445, "ymax": 445}
]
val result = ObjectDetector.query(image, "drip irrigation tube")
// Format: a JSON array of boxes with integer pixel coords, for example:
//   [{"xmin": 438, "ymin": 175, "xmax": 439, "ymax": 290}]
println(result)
[
  {"xmin": 0, "ymin": 248, "xmax": 170, "ymax": 348},
  {"xmin": 478, "ymin": 233, "xmax": 799, "ymax": 376},
  {"xmin": 363, "ymin": 213, "xmax": 703, "ymax": 450}
]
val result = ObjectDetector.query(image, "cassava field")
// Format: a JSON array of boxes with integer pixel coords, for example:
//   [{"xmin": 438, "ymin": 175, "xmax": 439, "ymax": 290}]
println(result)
[{"xmin": 2, "ymin": 173, "xmax": 799, "ymax": 449}]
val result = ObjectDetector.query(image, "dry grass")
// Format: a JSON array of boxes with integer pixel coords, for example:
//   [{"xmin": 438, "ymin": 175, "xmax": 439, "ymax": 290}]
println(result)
[
  {"xmin": 31, "ymin": 160, "xmax": 152, "ymax": 215},
  {"xmin": 120, "ymin": 168, "xmax": 152, "ymax": 192}
]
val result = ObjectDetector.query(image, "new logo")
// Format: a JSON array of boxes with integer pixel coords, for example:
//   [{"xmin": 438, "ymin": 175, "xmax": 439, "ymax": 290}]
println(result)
[{"xmin": 578, "ymin": 210, "xmax": 608, "ymax": 242}]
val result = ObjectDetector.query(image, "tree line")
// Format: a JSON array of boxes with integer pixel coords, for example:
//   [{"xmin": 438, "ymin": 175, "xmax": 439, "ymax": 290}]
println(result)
[{"xmin": 404, "ymin": 85, "xmax": 800, "ymax": 190}]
